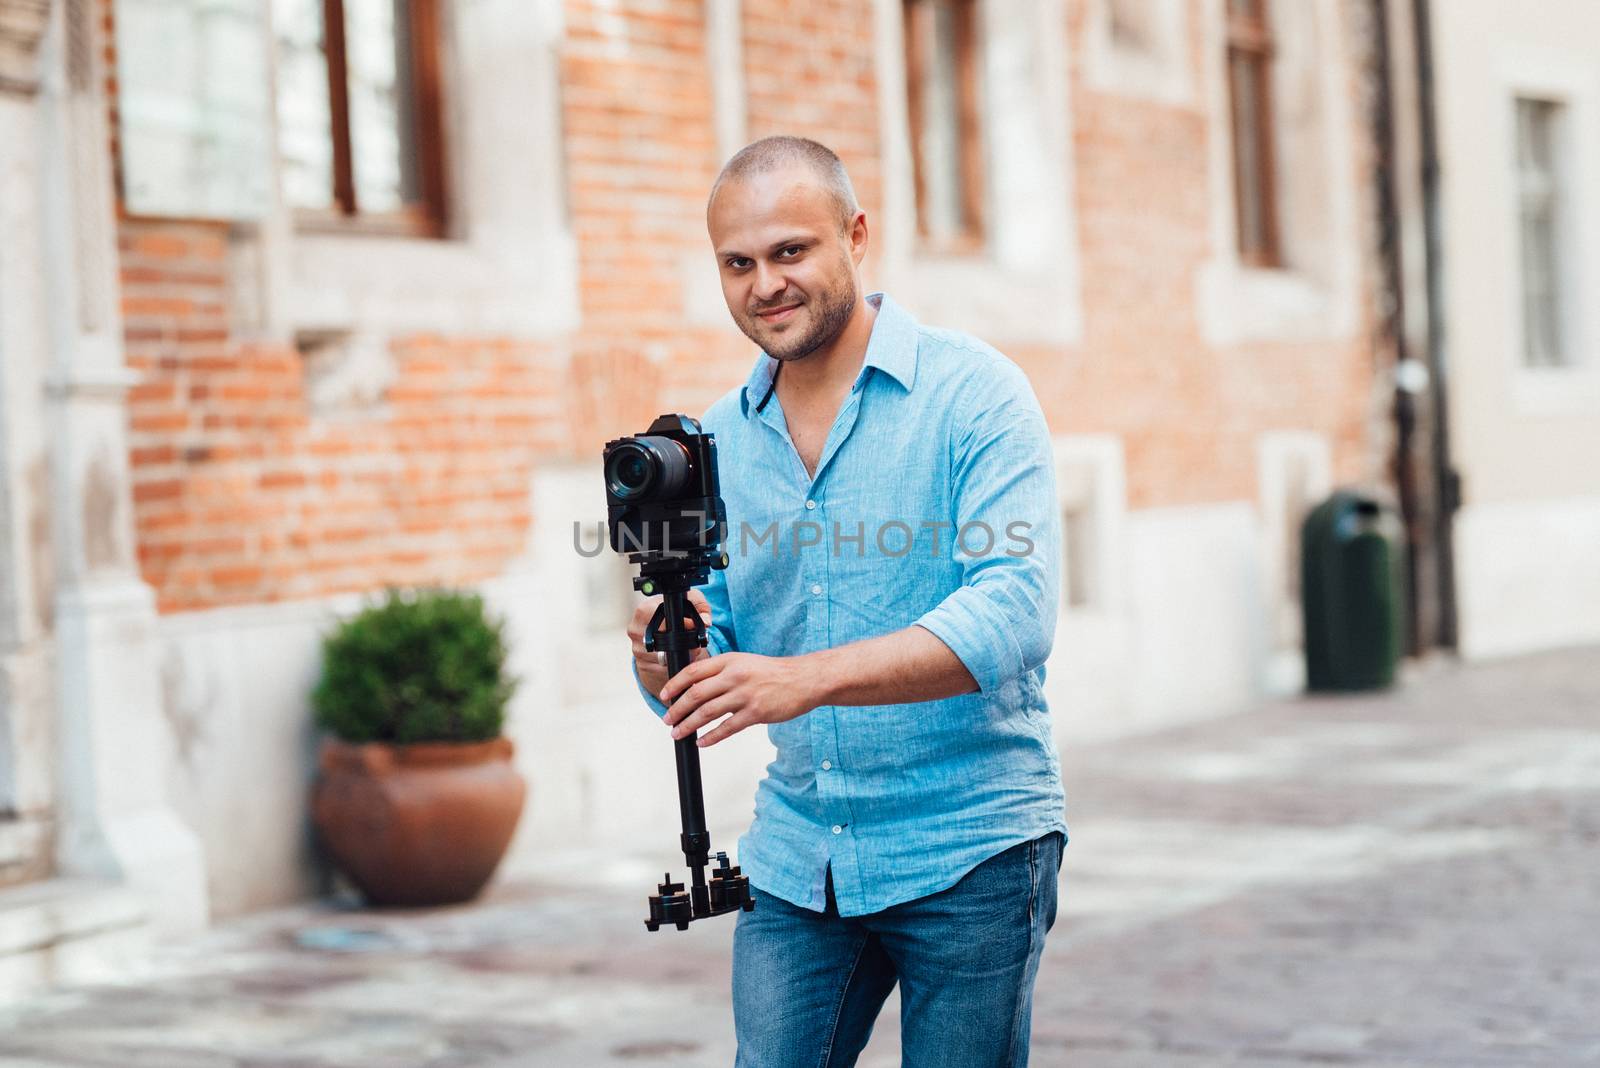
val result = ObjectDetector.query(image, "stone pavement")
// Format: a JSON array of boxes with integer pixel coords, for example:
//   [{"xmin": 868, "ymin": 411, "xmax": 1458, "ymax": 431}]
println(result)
[{"xmin": 2, "ymin": 647, "xmax": 1597, "ymax": 1067}]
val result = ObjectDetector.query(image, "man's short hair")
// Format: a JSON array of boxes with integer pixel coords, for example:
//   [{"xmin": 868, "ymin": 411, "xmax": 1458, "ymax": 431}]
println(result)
[{"xmin": 708, "ymin": 135, "xmax": 861, "ymax": 233}]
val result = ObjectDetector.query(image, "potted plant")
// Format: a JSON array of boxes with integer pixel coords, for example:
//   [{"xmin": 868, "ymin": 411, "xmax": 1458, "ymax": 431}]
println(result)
[{"xmin": 310, "ymin": 587, "xmax": 525, "ymax": 907}]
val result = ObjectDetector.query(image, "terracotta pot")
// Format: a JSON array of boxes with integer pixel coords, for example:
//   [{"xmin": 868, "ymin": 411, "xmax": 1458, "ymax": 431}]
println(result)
[{"xmin": 311, "ymin": 735, "xmax": 527, "ymax": 907}]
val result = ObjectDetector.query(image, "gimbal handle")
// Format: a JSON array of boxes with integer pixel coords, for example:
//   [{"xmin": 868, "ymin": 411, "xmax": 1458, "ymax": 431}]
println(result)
[{"xmin": 639, "ymin": 575, "xmax": 753, "ymax": 931}]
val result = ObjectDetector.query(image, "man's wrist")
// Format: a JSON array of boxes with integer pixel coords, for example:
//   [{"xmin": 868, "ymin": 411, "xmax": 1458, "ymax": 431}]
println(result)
[{"xmin": 795, "ymin": 648, "xmax": 840, "ymax": 710}]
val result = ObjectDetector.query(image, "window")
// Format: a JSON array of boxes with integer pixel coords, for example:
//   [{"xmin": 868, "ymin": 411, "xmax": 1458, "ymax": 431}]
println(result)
[
  {"xmin": 273, "ymin": 0, "xmax": 446, "ymax": 235},
  {"xmin": 1271, "ymin": 448, "xmax": 1314, "ymax": 649},
  {"xmin": 1515, "ymin": 97, "xmax": 1570, "ymax": 368},
  {"xmin": 1061, "ymin": 502, "xmax": 1095, "ymax": 610},
  {"xmin": 1085, "ymin": 0, "xmax": 1192, "ymax": 110},
  {"xmin": 888, "ymin": 0, "xmax": 1082, "ymax": 346},
  {"xmin": 903, "ymin": 0, "xmax": 984, "ymax": 251},
  {"xmin": 115, "ymin": 0, "xmax": 274, "ymax": 220},
  {"xmin": 1055, "ymin": 441, "xmax": 1124, "ymax": 615},
  {"xmin": 1226, "ymin": 0, "xmax": 1279, "ymax": 266},
  {"xmin": 1109, "ymin": 0, "xmax": 1158, "ymax": 55}
]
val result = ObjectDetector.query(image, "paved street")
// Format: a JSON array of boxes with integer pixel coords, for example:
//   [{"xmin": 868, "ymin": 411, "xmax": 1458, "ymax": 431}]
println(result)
[{"xmin": 2, "ymin": 648, "xmax": 1597, "ymax": 1067}]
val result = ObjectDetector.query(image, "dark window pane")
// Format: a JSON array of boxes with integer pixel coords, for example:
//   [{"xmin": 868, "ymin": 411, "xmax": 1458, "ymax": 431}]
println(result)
[
  {"xmin": 906, "ymin": 0, "xmax": 979, "ymax": 246},
  {"xmin": 1229, "ymin": 51, "xmax": 1271, "ymax": 259},
  {"xmin": 1109, "ymin": 0, "xmax": 1156, "ymax": 53},
  {"xmin": 1063, "ymin": 505, "xmax": 1092, "ymax": 609},
  {"xmin": 912, "ymin": 0, "xmax": 966, "ymax": 241}
]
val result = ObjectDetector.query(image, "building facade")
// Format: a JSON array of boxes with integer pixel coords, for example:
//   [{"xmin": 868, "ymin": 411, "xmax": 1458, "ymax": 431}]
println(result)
[
  {"xmin": 0, "ymin": 0, "xmax": 1460, "ymax": 990},
  {"xmin": 1406, "ymin": 0, "xmax": 1600, "ymax": 658}
]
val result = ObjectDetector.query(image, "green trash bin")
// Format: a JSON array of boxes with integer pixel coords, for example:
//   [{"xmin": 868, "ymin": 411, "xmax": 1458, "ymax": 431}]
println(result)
[{"xmin": 1301, "ymin": 491, "xmax": 1406, "ymax": 692}]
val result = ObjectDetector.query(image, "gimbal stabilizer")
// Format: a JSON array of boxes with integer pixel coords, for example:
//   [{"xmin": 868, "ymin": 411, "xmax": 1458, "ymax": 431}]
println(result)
[
  {"xmin": 602, "ymin": 414, "xmax": 755, "ymax": 931},
  {"xmin": 637, "ymin": 562, "xmax": 755, "ymax": 931}
]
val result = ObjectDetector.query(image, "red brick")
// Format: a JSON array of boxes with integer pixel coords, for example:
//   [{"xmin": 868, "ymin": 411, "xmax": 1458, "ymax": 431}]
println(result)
[
  {"xmin": 133, "ymin": 479, "xmax": 183, "ymax": 504},
  {"xmin": 118, "ymin": 0, "xmax": 1377, "ymax": 618},
  {"xmin": 259, "ymin": 471, "xmax": 307, "ymax": 491},
  {"xmin": 210, "ymin": 565, "xmax": 265, "ymax": 588},
  {"xmin": 127, "ymin": 232, "xmax": 190, "ymax": 260}
]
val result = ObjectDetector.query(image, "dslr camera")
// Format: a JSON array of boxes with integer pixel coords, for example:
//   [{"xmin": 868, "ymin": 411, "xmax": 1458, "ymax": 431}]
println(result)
[
  {"xmin": 602, "ymin": 413, "xmax": 751, "ymax": 930},
  {"xmin": 603, "ymin": 414, "xmax": 728, "ymax": 576}
]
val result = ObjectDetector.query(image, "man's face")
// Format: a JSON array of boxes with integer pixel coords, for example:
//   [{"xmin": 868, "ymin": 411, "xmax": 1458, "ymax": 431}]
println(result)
[{"xmin": 707, "ymin": 167, "xmax": 864, "ymax": 362}]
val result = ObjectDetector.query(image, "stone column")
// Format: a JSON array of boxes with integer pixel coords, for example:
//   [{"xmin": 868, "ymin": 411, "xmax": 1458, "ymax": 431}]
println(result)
[
  {"xmin": 0, "ymin": 0, "xmax": 57, "ymax": 887},
  {"xmin": 35, "ymin": 0, "xmax": 207, "ymax": 933}
]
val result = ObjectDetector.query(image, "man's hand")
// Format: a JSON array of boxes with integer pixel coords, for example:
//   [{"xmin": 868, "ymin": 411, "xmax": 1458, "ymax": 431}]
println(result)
[
  {"xmin": 629, "ymin": 590, "xmax": 713, "ymax": 699},
  {"xmin": 660, "ymin": 652, "xmax": 822, "ymax": 747}
]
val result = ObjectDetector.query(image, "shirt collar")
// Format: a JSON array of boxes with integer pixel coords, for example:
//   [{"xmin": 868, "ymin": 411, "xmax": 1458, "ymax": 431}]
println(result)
[{"xmin": 740, "ymin": 292, "xmax": 919, "ymax": 418}]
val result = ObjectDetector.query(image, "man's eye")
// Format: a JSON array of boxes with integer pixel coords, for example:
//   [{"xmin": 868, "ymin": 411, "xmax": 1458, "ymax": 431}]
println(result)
[
  {"xmin": 727, "ymin": 258, "xmax": 750, "ymax": 270},
  {"xmin": 779, "ymin": 246, "xmax": 802, "ymax": 258}
]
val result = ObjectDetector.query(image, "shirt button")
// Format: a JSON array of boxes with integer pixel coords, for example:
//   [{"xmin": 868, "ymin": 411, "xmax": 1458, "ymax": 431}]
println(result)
[
  {"xmin": 821, "ymin": 760, "xmax": 832, "ymax": 771},
  {"xmin": 810, "ymin": 584, "xmax": 823, "ymax": 595},
  {"xmin": 805, "ymin": 499, "xmax": 817, "ymax": 510},
  {"xmin": 831, "ymin": 825, "xmax": 843, "ymax": 835}
]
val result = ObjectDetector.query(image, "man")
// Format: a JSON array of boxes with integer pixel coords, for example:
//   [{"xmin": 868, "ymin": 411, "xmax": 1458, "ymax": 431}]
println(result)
[{"xmin": 628, "ymin": 136, "xmax": 1066, "ymax": 1067}]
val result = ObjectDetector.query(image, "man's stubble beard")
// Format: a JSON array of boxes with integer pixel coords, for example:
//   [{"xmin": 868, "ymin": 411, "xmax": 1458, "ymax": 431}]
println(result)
[{"xmin": 739, "ymin": 261, "xmax": 858, "ymax": 363}]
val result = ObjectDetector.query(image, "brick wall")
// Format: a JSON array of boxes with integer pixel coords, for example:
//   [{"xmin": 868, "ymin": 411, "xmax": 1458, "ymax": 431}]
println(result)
[
  {"xmin": 115, "ymin": 0, "xmax": 1380, "ymax": 614},
  {"xmin": 562, "ymin": 0, "xmax": 752, "ymax": 452},
  {"xmin": 120, "ymin": 221, "xmax": 564, "ymax": 612},
  {"xmin": 742, "ymin": 0, "xmax": 883, "ymax": 220},
  {"xmin": 1058, "ymin": 81, "xmax": 1373, "ymax": 510}
]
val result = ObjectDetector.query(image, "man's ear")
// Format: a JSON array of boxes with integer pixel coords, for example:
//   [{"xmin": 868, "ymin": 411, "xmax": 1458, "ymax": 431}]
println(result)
[{"xmin": 848, "ymin": 211, "xmax": 869, "ymax": 266}]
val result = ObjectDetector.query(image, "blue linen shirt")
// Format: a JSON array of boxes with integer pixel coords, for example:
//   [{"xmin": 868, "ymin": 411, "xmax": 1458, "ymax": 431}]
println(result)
[{"xmin": 635, "ymin": 292, "xmax": 1067, "ymax": 916}]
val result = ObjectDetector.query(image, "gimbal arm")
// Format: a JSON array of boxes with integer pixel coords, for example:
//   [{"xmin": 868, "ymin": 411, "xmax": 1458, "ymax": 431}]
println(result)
[{"xmin": 639, "ymin": 575, "xmax": 753, "ymax": 931}]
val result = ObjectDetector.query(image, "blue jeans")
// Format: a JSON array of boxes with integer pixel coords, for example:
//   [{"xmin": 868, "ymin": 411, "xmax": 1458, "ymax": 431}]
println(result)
[{"xmin": 731, "ymin": 832, "xmax": 1063, "ymax": 1068}]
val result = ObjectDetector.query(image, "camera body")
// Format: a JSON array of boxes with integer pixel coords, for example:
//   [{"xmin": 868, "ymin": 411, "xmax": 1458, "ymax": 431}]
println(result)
[
  {"xmin": 602, "ymin": 412, "xmax": 749, "ymax": 931},
  {"xmin": 603, "ymin": 413, "xmax": 727, "ymax": 569}
]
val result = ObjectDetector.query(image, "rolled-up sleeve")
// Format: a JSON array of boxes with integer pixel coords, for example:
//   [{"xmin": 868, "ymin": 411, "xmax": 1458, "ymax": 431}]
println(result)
[{"xmin": 913, "ymin": 364, "xmax": 1059, "ymax": 694}]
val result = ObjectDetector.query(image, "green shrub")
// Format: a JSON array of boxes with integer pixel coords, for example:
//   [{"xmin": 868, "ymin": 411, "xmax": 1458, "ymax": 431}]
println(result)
[{"xmin": 312, "ymin": 588, "xmax": 517, "ymax": 744}]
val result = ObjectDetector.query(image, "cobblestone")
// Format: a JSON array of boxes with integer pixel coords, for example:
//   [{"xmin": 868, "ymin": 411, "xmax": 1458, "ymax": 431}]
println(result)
[{"xmin": 2, "ymin": 648, "xmax": 1597, "ymax": 1066}]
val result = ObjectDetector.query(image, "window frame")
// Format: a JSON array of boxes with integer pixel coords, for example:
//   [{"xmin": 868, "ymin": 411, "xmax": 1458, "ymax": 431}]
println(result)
[
  {"xmin": 903, "ymin": 0, "xmax": 986, "ymax": 254},
  {"xmin": 288, "ymin": 0, "xmax": 449, "ymax": 238},
  {"xmin": 1513, "ymin": 95, "xmax": 1570, "ymax": 369},
  {"xmin": 1226, "ymin": 0, "xmax": 1281, "ymax": 268},
  {"xmin": 1488, "ymin": 53, "xmax": 1600, "ymax": 417}
]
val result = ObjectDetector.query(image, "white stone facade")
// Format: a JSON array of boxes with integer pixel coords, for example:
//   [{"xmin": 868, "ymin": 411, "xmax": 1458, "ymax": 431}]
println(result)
[
  {"xmin": 1428, "ymin": 0, "xmax": 1600, "ymax": 657},
  {"xmin": 0, "ymin": 0, "xmax": 207, "ymax": 994}
]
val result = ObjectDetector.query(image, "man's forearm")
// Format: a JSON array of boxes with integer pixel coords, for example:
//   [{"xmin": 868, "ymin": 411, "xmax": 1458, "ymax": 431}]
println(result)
[{"xmin": 803, "ymin": 625, "xmax": 978, "ymax": 708}]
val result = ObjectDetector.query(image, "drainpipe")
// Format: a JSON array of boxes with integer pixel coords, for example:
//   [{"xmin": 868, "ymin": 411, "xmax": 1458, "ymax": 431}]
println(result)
[
  {"xmin": 1411, "ymin": 0, "xmax": 1460, "ymax": 650},
  {"xmin": 1370, "ymin": 0, "xmax": 1423, "ymax": 657}
]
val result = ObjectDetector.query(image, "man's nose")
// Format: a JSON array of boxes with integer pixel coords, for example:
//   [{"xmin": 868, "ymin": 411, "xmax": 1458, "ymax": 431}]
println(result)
[{"xmin": 752, "ymin": 261, "xmax": 786, "ymax": 302}]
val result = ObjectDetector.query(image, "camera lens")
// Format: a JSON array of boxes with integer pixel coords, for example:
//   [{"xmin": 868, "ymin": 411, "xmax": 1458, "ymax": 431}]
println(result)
[
  {"xmin": 606, "ymin": 437, "xmax": 692, "ymax": 501},
  {"xmin": 615, "ymin": 452, "xmax": 650, "ymax": 492},
  {"xmin": 607, "ymin": 444, "xmax": 654, "ymax": 500}
]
